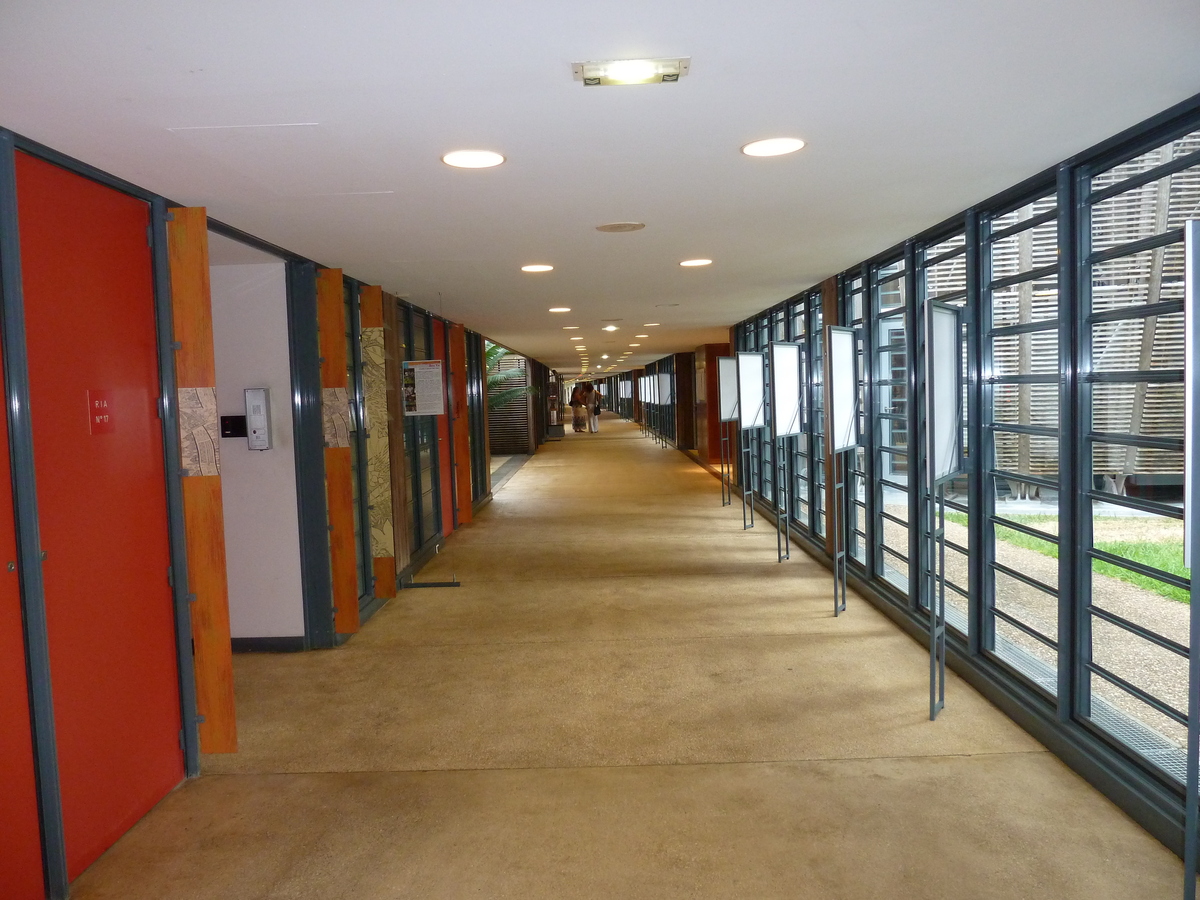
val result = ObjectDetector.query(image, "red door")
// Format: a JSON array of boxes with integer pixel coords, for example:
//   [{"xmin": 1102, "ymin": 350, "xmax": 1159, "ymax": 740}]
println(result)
[
  {"xmin": 16, "ymin": 152, "xmax": 184, "ymax": 879},
  {"xmin": 0, "ymin": 348, "xmax": 44, "ymax": 896}
]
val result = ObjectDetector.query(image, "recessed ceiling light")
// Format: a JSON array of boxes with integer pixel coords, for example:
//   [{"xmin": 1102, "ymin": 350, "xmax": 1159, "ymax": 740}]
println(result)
[
  {"xmin": 680, "ymin": 258, "xmax": 712, "ymax": 267},
  {"xmin": 521, "ymin": 264, "xmax": 553, "ymax": 272},
  {"xmin": 629, "ymin": 343, "xmax": 641, "ymax": 347},
  {"xmin": 601, "ymin": 354, "xmax": 609, "ymax": 359},
  {"xmin": 596, "ymin": 222, "xmax": 645, "ymax": 233},
  {"xmin": 643, "ymin": 323, "xmax": 659, "ymax": 327},
  {"xmin": 563, "ymin": 326, "xmax": 580, "ymax": 330},
  {"xmin": 572, "ymin": 58, "xmax": 690, "ymax": 86},
  {"xmin": 602, "ymin": 325, "xmax": 619, "ymax": 332},
  {"xmin": 549, "ymin": 307, "xmax": 571, "ymax": 313},
  {"xmin": 741, "ymin": 137, "xmax": 806, "ymax": 157},
  {"xmin": 570, "ymin": 337, "xmax": 583, "ymax": 341},
  {"xmin": 655, "ymin": 303, "xmax": 679, "ymax": 308},
  {"xmin": 635, "ymin": 334, "xmax": 649, "ymax": 338},
  {"xmin": 442, "ymin": 150, "xmax": 506, "ymax": 168}
]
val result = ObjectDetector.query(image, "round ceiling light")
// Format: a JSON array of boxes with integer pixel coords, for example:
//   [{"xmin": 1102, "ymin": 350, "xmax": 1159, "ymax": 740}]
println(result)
[
  {"xmin": 596, "ymin": 222, "xmax": 646, "ymax": 233},
  {"xmin": 680, "ymin": 258, "xmax": 712, "ymax": 267},
  {"xmin": 740, "ymin": 137, "xmax": 805, "ymax": 157},
  {"xmin": 602, "ymin": 325, "xmax": 619, "ymax": 332},
  {"xmin": 442, "ymin": 150, "xmax": 506, "ymax": 168},
  {"xmin": 549, "ymin": 307, "xmax": 571, "ymax": 313},
  {"xmin": 521, "ymin": 264, "xmax": 553, "ymax": 272}
]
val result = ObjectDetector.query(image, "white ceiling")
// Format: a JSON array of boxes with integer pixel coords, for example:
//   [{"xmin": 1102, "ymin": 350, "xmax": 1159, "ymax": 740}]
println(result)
[{"xmin": 1, "ymin": 1, "xmax": 1198, "ymax": 374}]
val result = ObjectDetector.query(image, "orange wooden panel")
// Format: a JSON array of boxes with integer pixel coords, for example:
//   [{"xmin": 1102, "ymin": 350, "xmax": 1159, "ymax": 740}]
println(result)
[
  {"xmin": 181, "ymin": 477, "xmax": 237, "ymax": 752},
  {"xmin": 325, "ymin": 447, "xmax": 360, "ymax": 634},
  {"xmin": 167, "ymin": 207, "xmax": 214, "ymax": 386},
  {"xmin": 449, "ymin": 323, "xmax": 472, "ymax": 526},
  {"xmin": 432, "ymin": 319, "xmax": 455, "ymax": 534},
  {"xmin": 316, "ymin": 268, "xmax": 346, "ymax": 389},
  {"xmin": 372, "ymin": 557, "xmax": 397, "ymax": 599},
  {"xmin": 360, "ymin": 284, "xmax": 383, "ymax": 329},
  {"xmin": 166, "ymin": 206, "xmax": 237, "ymax": 754}
]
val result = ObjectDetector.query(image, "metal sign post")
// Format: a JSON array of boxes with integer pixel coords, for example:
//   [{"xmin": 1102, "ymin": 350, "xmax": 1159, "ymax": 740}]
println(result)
[
  {"xmin": 827, "ymin": 327, "xmax": 860, "ymax": 617},
  {"xmin": 769, "ymin": 342, "xmax": 803, "ymax": 563},
  {"xmin": 717, "ymin": 357, "xmax": 740, "ymax": 507},
  {"xmin": 1184, "ymin": 219, "xmax": 1198, "ymax": 900},
  {"xmin": 923, "ymin": 300, "xmax": 965, "ymax": 721},
  {"xmin": 736, "ymin": 353, "xmax": 767, "ymax": 530}
]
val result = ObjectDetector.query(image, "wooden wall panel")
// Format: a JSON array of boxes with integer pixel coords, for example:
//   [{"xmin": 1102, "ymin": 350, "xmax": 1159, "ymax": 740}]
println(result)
[
  {"xmin": 694, "ymin": 342, "xmax": 730, "ymax": 463},
  {"xmin": 449, "ymin": 324, "xmax": 472, "ymax": 526},
  {"xmin": 382, "ymin": 293, "xmax": 412, "ymax": 572},
  {"xmin": 673, "ymin": 352, "xmax": 696, "ymax": 450},
  {"xmin": 166, "ymin": 206, "xmax": 236, "ymax": 754},
  {"xmin": 316, "ymin": 269, "xmax": 359, "ymax": 634},
  {"xmin": 358, "ymin": 286, "xmax": 396, "ymax": 599},
  {"xmin": 432, "ymin": 319, "xmax": 455, "ymax": 534}
]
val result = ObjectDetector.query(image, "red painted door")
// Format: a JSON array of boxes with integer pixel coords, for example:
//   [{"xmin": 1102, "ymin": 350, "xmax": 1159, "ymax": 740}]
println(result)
[
  {"xmin": 0, "ymin": 345, "xmax": 44, "ymax": 896},
  {"xmin": 16, "ymin": 152, "xmax": 184, "ymax": 879}
]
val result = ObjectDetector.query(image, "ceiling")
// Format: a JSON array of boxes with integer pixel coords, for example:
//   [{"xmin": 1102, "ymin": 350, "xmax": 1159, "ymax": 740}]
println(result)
[{"xmin": 1, "ymin": 1, "xmax": 1198, "ymax": 375}]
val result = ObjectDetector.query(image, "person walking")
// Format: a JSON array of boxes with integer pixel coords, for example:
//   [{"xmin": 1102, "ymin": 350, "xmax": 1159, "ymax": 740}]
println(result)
[
  {"xmin": 569, "ymin": 383, "xmax": 587, "ymax": 433},
  {"xmin": 582, "ymin": 381, "xmax": 601, "ymax": 433}
]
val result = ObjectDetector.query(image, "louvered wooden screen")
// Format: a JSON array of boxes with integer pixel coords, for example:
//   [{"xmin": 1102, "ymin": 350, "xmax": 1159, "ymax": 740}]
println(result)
[{"xmin": 488, "ymin": 355, "xmax": 533, "ymax": 454}]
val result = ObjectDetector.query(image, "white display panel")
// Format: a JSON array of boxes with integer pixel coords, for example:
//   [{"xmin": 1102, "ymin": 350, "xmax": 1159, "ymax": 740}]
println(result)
[
  {"xmin": 769, "ymin": 342, "xmax": 802, "ymax": 439},
  {"xmin": 717, "ymin": 357, "xmax": 739, "ymax": 422},
  {"xmin": 930, "ymin": 304, "xmax": 964, "ymax": 483},
  {"xmin": 828, "ymin": 327, "xmax": 859, "ymax": 452},
  {"xmin": 736, "ymin": 352, "xmax": 766, "ymax": 430},
  {"xmin": 656, "ymin": 372, "xmax": 673, "ymax": 405}
]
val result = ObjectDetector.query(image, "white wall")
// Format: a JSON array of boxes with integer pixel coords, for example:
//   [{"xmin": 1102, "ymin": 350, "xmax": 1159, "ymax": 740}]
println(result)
[{"xmin": 210, "ymin": 259, "xmax": 305, "ymax": 639}]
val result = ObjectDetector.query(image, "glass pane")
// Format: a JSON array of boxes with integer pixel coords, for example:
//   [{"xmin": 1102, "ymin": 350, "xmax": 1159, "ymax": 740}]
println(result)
[
  {"xmin": 994, "ymin": 569, "xmax": 1058, "ymax": 642},
  {"xmin": 927, "ymin": 233, "xmax": 967, "ymax": 260},
  {"xmin": 991, "ymin": 194, "xmax": 1057, "ymax": 233},
  {"xmin": 878, "ymin": 275, "xmax": 905, "ymax": 311},
  {"xmin": 991, "ymin": 276, "xmax": 1058, "ymax": 327},
  {"xmin": 1090, "ymin": 557, "xmax": 1188, "ymax": 644},
  {"xmin": 992, "ymin": 383, "xmax": 1059, "ymax": 429},
  {"xmin": 1090, "ymin": 502, "xmax": 1187, "ymax": 600},
  {"xmin": 1090, "ymin": 617, "xmax": 1186, "ymax": 724},
  {"xmin": 1092, "ymin": 443, "xmax": 1183, "ymax": 493},
  {"xmin": 1091, "ymin": 162, "xmax": 1200, "ymax": 253},
  {"xmin": 1090, "ymin": 128, "xmax": 1200, "ymax": 192},
  {"xmin": 991, "ymin": 330, "xmax": 1059, "ymax": 376},
  {"xmin": 993, "ymin": 432, "xmax": 1059, "ymax": 482},
  {"xmin": 991, "ymin": 218, "xmax": 1058, "ymax": 280},
  {"xmin": 1091, "ymin": 312, "xmax": 1184, "ymax": 374},
  {"xmin": 879, "ymin": 546, "xmax": 909, "ymax": 591},
  {"xmin": 925, "ymin": 255, "xmax": 967, "ymax": 300},
  {"xmin": 993, "ymin": 523, "xmax": 1058, "ymax": 591},
  {"xmin": 1091, "ymin": 243, "xmax": 1186, "ymax": 313},
  {"xmin": 993, "ymin": 618, "xmax": 1058, "ymax": 695},
  {"xmin": 880, "ymin": 509, "xmax": 908, "ymax": 556},
  {"xmin": 1092, "ymin": 383, "xmax": 1184, "ymax": 441}
]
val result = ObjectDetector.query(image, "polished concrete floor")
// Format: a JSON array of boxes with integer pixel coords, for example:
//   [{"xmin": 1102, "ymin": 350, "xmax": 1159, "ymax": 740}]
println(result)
[{"xmin": 72, "ymin": 414, "xmax": 1185, "ymax": 899}]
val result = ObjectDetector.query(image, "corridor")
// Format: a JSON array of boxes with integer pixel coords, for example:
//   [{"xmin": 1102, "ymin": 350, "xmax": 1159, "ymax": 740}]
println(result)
[{"xmin": 73, "ymin": 415, "xmax": 1182, "ymax": 899}]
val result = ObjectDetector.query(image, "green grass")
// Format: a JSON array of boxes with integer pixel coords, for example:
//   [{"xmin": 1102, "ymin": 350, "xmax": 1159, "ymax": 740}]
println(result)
[{"xmin": 943, "ymin": 511, "xmax": 1190, "ymax": 603}]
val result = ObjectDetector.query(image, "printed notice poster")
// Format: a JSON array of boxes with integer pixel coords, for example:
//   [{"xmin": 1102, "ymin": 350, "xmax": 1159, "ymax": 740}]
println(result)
[{"xmin": 402, "ymin": 359, "xmax": 446, "ymax": 416}]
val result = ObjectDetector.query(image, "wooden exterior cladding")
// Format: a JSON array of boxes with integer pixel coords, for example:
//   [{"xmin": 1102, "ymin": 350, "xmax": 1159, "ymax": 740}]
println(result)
[
  {"xmin": 316, "ymin": 268, "xmax": 359, "ymax": 635},
  {"xmin": 694, "ymin": 342, "xmax": 731, "ymax": 463},
  {"xmin": 165, "ymin": 206, "xmax": 237, "ymax": 754}
]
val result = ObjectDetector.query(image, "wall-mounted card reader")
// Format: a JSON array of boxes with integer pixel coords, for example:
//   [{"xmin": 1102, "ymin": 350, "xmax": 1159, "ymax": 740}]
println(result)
[{"xmin": 244, "ymin": 388, "xmax": 272, "ymax": 451}]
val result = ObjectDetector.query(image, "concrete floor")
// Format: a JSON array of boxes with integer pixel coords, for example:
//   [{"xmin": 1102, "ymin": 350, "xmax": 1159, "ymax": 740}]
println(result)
[{"xmin": 72, "ymin": 414, "xmax": 1186, "ymax": 899}]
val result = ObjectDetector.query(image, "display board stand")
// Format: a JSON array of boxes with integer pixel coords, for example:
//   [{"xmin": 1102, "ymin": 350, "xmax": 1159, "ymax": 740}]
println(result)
[
  {"xmin": 1183, "ymin": 219, "xmax": 1198, "ymax": 900},
  {"xmin": 741, "ymin": 429, "xmax": 756, "ymax": 530},
  {"xmin": 720, "ymin": 421, "xmax": 733, "ymax": 506},
  {"xmin": 827, "ymin": 327, "xmax": 859, "ymax": 618},
  {"xmin": 735, "ymin": 353, "xmax": 767, "ymax": 531},
  {"xmin": 923, "ymin": 301, "xmax": 965, "ymax": 721},
  {"xmin": 832, "ymin": 449, "xmax": 850, "ymax": 616},
  {"xmin": 775, "ymin": 436, "xmax": 790, "ymax": 562}
]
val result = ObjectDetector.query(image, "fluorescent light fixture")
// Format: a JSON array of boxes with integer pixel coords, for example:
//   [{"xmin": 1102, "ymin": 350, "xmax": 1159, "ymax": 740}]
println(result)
[
  {"xmin": 602, "ymin": 325, "xmax": 619, "ymax": 332},
  {"xmin": 549, "ymin": 307, "xmax": 571, "ymax": 312},
  {"xmin": 521, "ymin": 264, "xmax": 553, "ymax": 272},
  {"xmin": 635, "ymin": 334, "xmax": 649, "ymax": 338},
  {"xmin": 741, "ymin": 137, "xmax": 805, "ymax": 157},
  {"xmin": 643, "ymin": 323, "xmax": 659, "ymax": 326},
  {"xmin": 563, "ymin": 325, "xmax": 580, "ymax": 329},
  {"xmin": 442, "ymin": 150, "xmax": 506, "ymax": 168},
  {"xmin": 572, "ymin": 58, "xmax": 690, "ymax": 86},
  {"xmin": 680, "ymin": 258, "xmax": 712, "ymax": 267},
  {"xmin": 629, "ymin": 343, "xmax": 641, "ymax": 347},
  {"xmin": 570, "ymin": 337, "xmax": 583, "ymax": 341}
]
